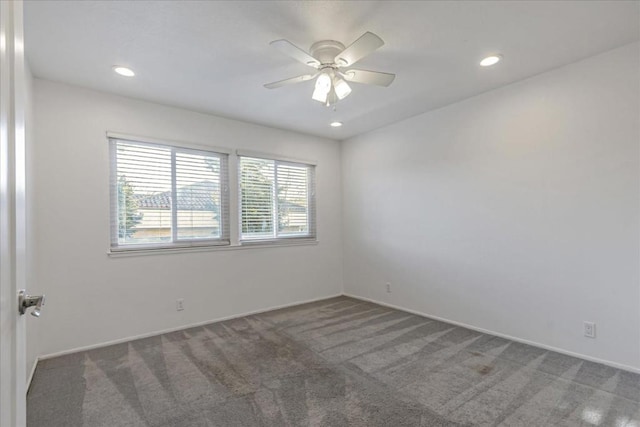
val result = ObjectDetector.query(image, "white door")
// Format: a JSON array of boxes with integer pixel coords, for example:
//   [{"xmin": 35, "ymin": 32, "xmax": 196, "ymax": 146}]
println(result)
[{"xmin": 0, "ymin": 1, "xmax": 28, "ymax": 426}]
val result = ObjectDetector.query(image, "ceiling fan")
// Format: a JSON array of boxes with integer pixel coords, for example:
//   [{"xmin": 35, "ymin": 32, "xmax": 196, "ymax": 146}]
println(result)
[{"xmin": 264, "ymin": 31, "xmax": 395, "ymax": 107}]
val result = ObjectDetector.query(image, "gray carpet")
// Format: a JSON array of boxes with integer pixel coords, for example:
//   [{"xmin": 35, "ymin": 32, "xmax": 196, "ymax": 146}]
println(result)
[{"xmin": 28, "ymin": 296, "xmax": 639, "ymax": 426}]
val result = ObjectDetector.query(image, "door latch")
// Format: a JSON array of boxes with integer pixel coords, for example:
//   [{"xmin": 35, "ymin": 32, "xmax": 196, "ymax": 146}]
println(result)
[{"xmin": 18, "ymin": 290, "xmax": 45, "ymax": 317}]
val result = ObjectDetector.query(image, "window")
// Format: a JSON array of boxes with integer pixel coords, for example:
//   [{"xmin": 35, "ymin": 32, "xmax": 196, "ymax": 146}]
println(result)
[
  {"xmin": 239, "ymin": 155, "xmax": 316, "ymax": 242},
  {"xmin": 109, "ymin": 137, "xmax": 229, "ymax": 250}
]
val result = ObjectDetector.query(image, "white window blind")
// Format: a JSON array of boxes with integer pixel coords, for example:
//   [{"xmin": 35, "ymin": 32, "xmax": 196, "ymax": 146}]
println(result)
[
  {"xmin": 239, "ymin": 155, "xmax": 316, "ymax": 242},
  {"xmin": 110, "ymin": 138, "xmax": 229, "ymax": 250}
]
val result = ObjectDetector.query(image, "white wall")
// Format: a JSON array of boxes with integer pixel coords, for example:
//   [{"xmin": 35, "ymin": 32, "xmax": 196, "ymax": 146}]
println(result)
[
  {"xmin": 33, "ymin": 80, "xmax": 343, "ymax": 357},
  {"xmin": 342, "ymin": 43, "xmax": 640, "ymax": 371}
]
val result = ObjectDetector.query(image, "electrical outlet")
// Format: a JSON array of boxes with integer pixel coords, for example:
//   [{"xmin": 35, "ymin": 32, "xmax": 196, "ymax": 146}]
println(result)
[
  {"xmin": 386, "ymin": 282, "xmax": 392, "ymax": 293},
  {"xmin": 176, "ymin": 298, "xmax": 184, "ymax": 311},
  {"xmin": 584, "ymin": 321, "xmax": 596, "ymax": 338}
]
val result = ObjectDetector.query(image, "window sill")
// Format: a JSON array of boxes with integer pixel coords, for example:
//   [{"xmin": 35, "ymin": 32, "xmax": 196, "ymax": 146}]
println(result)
[{"xmin": 108, "ymin": 239, "xmax": 318, "ymax": 258}]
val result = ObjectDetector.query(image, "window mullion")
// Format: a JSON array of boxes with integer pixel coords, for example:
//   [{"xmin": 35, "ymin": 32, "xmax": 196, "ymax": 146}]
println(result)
[
  {"xmin": 273, "ymin": 161, "xmax": 278, "ymax": 239},
  {"xmin": 170, "ymin": 149, "xmax": 178, "ymax": 243},
  {"xmin": 109, "ymin": 140, "xmax": 118, "ymax": 247},
  {"xmin": 307, "ymin": 166, "xmax": 312, "ymax": 235}
]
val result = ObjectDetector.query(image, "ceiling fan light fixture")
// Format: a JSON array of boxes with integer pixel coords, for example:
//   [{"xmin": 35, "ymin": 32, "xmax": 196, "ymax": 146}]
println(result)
[
  {"xmin": 316, "ymin": 72, "xmax": 332, "ymax": 90},
  {"xmin": 330, "ymin": 121, "xmax": 343, "ymax": 127},
  {"xmin": 333, "ymin": 77, "xmax": 352, "ymax": 100},
  {"xmin": 324, "ymin": 89, "xmax": 339, "ymax": 107},
  {"xmin": 312, "ymin": 86, "xmax": 328, "ymax": 103},
  {"xmin": 312, "ymin": 72, "xmax": 332, "ymax": 103}
]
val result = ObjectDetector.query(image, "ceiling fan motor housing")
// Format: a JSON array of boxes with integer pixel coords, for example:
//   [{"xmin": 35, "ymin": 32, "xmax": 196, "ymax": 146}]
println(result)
[{"xmin": 310, "ymin": 40, "xmax": 346, "ymax": 66}]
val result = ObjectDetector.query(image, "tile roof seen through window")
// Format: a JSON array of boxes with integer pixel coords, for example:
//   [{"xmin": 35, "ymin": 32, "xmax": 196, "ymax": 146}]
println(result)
[{"xmin": 135, "ymin": 181, "xmax": 218, "ymax": 211}]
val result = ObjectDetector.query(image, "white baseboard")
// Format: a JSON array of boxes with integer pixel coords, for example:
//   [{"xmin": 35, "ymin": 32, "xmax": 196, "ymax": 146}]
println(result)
[
  {"xmin": 38, "ymin": 293, "xmax": 342, "ymax": 361},
  {"xmin": 27, "ymin": 358, "xmax": 38, "ymax": 392},
  {"xmin": 343, "ymin": 293, "xmax": 640, "ymax": 375}
]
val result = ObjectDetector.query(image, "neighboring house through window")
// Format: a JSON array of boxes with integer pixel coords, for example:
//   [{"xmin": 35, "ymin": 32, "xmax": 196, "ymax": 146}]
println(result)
[{"xmin": 110, "ymin": 136, "xmax": 230, "ymax": 251}]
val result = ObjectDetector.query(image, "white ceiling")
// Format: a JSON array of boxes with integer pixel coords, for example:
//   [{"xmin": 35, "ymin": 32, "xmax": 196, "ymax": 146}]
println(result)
[{"xmin": 25, "ymin": 1, "xmax": 640, "ymax": 140}]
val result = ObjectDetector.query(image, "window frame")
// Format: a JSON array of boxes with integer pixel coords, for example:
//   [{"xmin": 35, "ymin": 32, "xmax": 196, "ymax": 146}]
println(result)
[
  {"xmin": 237, "ymin": 150, "xmax": 317, "ymax": 245},
  {"xmin": 108, "ymin": 133, "xmax": 231, "ymax": 253}
]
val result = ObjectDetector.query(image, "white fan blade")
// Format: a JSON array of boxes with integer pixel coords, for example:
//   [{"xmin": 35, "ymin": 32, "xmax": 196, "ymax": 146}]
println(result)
[
  {"xmin": 335, "ymin": 32, "xmax": 384, "ymax": 67},
  {"xmin": 342, "ymin": 69, "xmax": 395, "ymax": 87},
  {"xmin": 264, "ymin": 73, "xmax": 318, "ymax": 89},
  {"xmin": 270, "ymin": 40, "xmax": 320, "ymax": 68}
]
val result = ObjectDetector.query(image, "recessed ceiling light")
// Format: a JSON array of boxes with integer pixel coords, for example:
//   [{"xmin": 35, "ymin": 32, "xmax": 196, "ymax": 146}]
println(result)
[
  {"xmin": 480, "ymin": 55, "xmax": 502, "ymax": 67},
  {"xmin": 113, "ymin": 66, "xmax": 135, "ymax": 77},
  {"xmin": 330, "ymin": 121, "xmax": 343, "ymax": 128}
]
